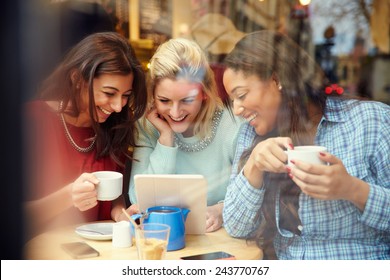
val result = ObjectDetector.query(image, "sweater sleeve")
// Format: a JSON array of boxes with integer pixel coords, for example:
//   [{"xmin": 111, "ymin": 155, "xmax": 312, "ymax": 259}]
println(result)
[{"xmin": 129, "ymin": 120, "xmax": 178, "ymax": 203}]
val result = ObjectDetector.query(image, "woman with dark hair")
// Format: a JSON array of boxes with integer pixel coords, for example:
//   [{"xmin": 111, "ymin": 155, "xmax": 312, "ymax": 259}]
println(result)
[
  {"xmin": 222, "ymin": 30, "xmax": 390, "ymax": 259},
  {"xmin": 24, "ymin": 32, "xmax": 147, "ymax": 237}
]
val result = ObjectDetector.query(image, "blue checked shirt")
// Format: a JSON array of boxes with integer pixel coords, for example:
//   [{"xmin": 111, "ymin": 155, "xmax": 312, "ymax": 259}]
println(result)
[{"xmin": 223, "ymin": 98, "xmax": 390, "ymax": 259}]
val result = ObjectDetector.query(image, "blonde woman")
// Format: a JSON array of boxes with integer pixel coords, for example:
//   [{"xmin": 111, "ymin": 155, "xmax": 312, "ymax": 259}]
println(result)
[{"xmin": 129, "ymin": 38, "xmax": 243, "ymax": 232}]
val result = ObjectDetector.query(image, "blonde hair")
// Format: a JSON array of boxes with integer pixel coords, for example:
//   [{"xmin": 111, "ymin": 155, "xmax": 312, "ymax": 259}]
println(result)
[{"xmin": 148, "ymin": 38, "xmax": 222, "ymax": 138}]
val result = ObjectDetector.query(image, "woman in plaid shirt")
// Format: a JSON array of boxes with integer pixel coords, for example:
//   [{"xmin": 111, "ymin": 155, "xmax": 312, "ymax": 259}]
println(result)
[{"xmin": 222, "ymin": 30, "xmax": 390, "ymax": 259}]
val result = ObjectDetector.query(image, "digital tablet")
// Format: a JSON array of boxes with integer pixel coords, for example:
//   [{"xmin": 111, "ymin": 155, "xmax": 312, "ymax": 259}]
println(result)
[{"xmin": 134, "ymin": 174, "xmax": 207, "ymax": 234}]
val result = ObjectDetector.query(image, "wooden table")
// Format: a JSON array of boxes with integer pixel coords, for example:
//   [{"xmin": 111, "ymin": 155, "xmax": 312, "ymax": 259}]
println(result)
[{"xmin": 23, "ymin": 221, "xmax": 262, "ymax": 260}]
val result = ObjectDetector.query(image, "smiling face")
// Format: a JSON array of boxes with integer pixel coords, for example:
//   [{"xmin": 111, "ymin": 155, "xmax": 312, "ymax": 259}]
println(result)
[
  {"xmin": 223, "ymin": 69, "xmax": 281, "ymax": 136},
  {"xmin": 154, "ymin": 78, "xmax": 204, "ymax": 136},
  {"xmin": 78, "ymin": 73, "xmax": 133, "ymax": 125}
]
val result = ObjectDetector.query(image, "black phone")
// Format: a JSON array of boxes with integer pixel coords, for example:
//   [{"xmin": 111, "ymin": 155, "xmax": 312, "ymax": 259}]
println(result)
[
  {"xmin": 61, "ymin": 241, "xmax": 100, "ymax": 259},
  {"xmin": 180, "ymin": 251, "xmax": 235, "ymax": 260}
]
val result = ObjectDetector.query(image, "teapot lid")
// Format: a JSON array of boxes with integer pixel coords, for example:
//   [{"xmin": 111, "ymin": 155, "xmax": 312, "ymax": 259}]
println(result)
[{"xmin": 147, "ymin": 206, "xmax": 182, "ymax": 213}]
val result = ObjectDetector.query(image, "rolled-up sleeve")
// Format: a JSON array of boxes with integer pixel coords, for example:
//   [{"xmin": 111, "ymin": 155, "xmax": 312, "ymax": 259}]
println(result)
[{"xmin": 223, "ymin": 169, "xmax": 264, "ymax": 237}]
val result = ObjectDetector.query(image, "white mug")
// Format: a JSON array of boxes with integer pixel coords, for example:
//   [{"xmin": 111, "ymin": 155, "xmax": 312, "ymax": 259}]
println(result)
[
  {"xmin": 112, "ymin": 221, "xmax": 132, "ymax": 248},
  {"xmin": 285, "ymin": 146, "xmax": 327, "ymax": 167},
  {"xmin": 93, "ymin": 171, "xmax": 123, "ymax": 201}
]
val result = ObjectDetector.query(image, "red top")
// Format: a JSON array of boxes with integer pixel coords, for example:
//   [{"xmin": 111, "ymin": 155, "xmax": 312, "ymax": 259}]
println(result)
[{"xmin": 25, "ymin": 101, "xmax": 123, "ymax": 230}]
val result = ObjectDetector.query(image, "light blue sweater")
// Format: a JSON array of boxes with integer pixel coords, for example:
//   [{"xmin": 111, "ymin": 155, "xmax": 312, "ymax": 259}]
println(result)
[{"xmin": 129, "ymin": 109, "xmax": 244, "ymax": 206}]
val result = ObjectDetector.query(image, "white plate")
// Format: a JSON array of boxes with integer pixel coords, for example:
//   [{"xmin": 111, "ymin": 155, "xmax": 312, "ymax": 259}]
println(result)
[{"xmin": 75, "ymin": 222, "xmax": 113, "ymax": 240}]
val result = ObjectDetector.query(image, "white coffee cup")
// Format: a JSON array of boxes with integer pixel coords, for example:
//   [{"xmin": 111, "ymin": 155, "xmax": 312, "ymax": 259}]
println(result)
[
  {"xmin": 285, "ymin": 146, "xmax": 327, "ymax": 167},
  {"xmin": 112, "ymin": 221, "xmax": 132, "ymax": 248},
  {"xmin": 93, "ymin": 171, "xmax": 123, "ymax": 201}
]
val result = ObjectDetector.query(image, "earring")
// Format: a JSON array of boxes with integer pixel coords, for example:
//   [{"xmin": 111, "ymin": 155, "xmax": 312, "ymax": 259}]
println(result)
[{"xmin": 278, "ymin": 84, "xmax": 283, "ymax": 90}]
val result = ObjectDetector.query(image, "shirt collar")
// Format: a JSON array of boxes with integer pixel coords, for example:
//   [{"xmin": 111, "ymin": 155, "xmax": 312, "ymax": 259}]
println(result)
[{"xmin": 321, "ymin": 97, "xmax": 349, "ymax": 123}]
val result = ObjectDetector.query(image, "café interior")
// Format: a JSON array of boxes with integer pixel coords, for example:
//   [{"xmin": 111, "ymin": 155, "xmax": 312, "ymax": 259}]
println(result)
[
  {"xmin": 21, "ymin": 0, "xmax": 390, "ymax": 104},
  {"xmin": 3, "ymin": 0, "xmax": 389, "ymax": 260}
]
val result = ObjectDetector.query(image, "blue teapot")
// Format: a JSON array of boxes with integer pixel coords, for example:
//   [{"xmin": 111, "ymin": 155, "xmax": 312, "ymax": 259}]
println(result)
[{"xmin": 132, "ymin": 206, "xmax": 190, "ymax": 251}]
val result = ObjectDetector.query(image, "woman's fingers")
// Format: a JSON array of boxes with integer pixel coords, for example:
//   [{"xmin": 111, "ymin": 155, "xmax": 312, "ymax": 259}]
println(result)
[
  {"xmin": 72, "ymin": 173, "xmax": 99, "ymax": 211},
  {"xmin": 253, "ymin": 137, "xmax": 292, "ymax": 173}
]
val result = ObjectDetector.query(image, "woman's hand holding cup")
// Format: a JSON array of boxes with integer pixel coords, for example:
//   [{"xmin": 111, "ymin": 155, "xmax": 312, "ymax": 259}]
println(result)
[
  {"xmin": 71, "ymin": 173, "xmax": 99, "ymax": 211},
  {"xmin": 244, "ymin": 137, "xmax": 292, "ymax": 188},
  {"xmin": 287, "ymin": 149, "xmax": 364, "ymax": 204},
  {"xmin": 252, "ymin": 137, "xmax": 293, "ymax": 173},
  {"xmin": 71, "ymin": 171, "xmax": 123, "ymax": 212}
]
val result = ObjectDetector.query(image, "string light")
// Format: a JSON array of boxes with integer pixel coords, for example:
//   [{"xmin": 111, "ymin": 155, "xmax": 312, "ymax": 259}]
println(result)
[{"xmin": 299, "ymin": 0, "xmax": 311, "ymax": 5}]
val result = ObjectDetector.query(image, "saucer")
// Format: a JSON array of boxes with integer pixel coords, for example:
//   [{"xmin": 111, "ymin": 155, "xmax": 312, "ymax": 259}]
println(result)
[{"xmin": 75, "ymin": 222, "xmax": 113, "ymax": 240}]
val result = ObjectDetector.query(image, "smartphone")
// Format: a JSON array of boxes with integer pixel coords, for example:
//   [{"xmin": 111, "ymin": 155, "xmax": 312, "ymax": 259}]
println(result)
[
  {"xmin": 180, "ymin": 251, "xmax": 235, "ymax": 260},
  {"xmin": 61, "ymin": 241, "xmax": 100, "ymax": 259}
]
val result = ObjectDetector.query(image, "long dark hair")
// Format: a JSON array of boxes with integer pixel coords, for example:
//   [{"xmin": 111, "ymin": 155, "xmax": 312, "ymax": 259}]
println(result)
[
  {"xmin": 39, "ymin": 32, "xmax": 147, "ymax": 166},
  {"xmin": 224, "ymin": 31, "xmax": 328, "ymax": 259}
]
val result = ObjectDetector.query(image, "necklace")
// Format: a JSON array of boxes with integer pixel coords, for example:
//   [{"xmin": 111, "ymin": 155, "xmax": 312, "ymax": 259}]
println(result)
[
  {"xmin": 59, "ymin": 101, "xmax": 96, "ymax": 153},
  {"xmin": 174, "ymin": 110, "xmax": 223, "ymax": 153}
]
